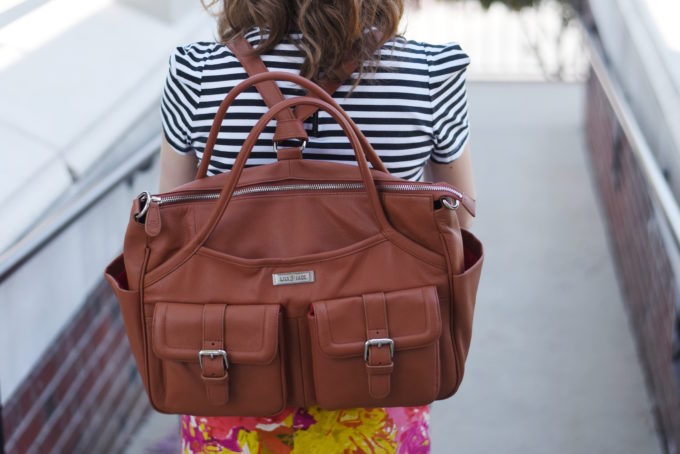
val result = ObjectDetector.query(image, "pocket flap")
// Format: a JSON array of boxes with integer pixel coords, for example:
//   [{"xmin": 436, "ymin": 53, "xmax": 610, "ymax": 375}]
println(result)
[
  {"xmin": 311, "ymin": 286, "xmax": 441, "ymax": 358},
  {"xmin": 152, "ymin": 303, "xmax": 280, "ymax": 365}
]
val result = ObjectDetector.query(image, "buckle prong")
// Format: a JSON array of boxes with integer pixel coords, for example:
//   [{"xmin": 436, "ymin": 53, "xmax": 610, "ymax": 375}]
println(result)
[{"xmin": 198, "ymin": 349, "xmax": 228, "ymax": 370}]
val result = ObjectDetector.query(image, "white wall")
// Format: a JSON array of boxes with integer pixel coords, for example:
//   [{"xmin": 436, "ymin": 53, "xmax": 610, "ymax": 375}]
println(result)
[
  {"xmin": 0, "ymin": 0, "xmax": 214, "ymax": 401},
  {"xmin": 589, "ymin": 0, "xmax": 680, "ymax": 197}
]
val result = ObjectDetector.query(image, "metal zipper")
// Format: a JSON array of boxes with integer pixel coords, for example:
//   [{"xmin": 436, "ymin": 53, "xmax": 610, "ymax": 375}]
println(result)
[
  {"xmin": 150, "ymin": 182, "xmax": 462, "ymax": 206},
  {"xmin": 136, "ymin": 182, "xmax": 461, "ymax": 220}
]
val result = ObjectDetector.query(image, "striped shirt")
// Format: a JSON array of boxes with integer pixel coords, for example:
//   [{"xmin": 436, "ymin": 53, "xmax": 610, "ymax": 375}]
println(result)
[{"xmin": 161, "ymin": 27, "xmax": 470, "ymax": 182}]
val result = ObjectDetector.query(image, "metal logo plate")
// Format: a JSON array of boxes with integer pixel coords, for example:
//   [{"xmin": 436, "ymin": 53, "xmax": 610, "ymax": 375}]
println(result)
[{"xmin": 272, "ymin": 271, "xmax": 315, "ymax": 286}]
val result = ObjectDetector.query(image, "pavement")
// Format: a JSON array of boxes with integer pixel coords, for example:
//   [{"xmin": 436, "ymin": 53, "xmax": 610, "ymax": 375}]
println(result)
[
  {"xmin": 124, "ymin": 81, "xmax": 663, "ymax": 454},
  {"xmin": 427, "ymin": 81, "xmax": 662, "ymax": 453}
]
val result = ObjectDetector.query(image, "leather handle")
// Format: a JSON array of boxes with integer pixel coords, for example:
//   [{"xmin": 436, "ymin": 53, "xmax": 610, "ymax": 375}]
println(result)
[
  {"xmin": 194, "ymin": 95, "xmax": 392, "ymax": 251},
  {"xmin": 195, "ymin": 71, "xmax": 388, "ymax": 179},
  {"xmin": 149, "ymin": 74, "xmax": 393, "ymax": 285}
]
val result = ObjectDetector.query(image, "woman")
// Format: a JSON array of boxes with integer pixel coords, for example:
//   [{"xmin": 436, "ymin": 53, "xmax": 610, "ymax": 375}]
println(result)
[{"xmin": 158, "ymin": 0, "xmax": 476, "ymax": 452}]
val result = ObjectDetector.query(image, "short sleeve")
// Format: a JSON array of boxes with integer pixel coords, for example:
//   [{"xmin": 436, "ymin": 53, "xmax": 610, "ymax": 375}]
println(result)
[
  {"xmin": 427, "ymin": 43, "xmax": 471, "ymax": 163},
  {"xmin": 160, "ymin": 45, "xmax": 203, "ymax": 155}
]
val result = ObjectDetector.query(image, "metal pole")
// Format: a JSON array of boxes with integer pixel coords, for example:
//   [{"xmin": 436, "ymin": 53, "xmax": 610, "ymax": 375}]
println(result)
[
  {"xmin": 585, "ymin": 29, "xmax": 680, "ymax": 250},
  {"xmin": 1, "ymin": 383, "xmax": 5, "ymax": 454},
  {"xmin": 0, "ymin": 137, "xmax": 159, "ymax": 284}
]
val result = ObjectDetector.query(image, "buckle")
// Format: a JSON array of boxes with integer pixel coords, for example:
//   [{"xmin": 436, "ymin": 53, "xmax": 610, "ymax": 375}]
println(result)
[
  {"xmin": 273, "ymin": 139, "xmax": 307, "ymax": 154},
  {"xmin": 198, "ymin": 349, "xmax": 229, "ymax": 371},
  {"xmin": 363, "ymin": 338, "xmax": 394, "ymax": 362}
]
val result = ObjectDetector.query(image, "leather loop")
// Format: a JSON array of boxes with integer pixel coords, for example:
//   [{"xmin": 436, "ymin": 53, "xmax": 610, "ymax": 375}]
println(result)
[
  {"xmin": 277, "ymin": 148, "xmax": 303, "ymax": 161},
  {"xmin": 271, "ymin": 118, "xmax": 309, "ymax": 143},
  {"xmin": 201, "ymin": 304, "xmax": 229, "ymax": 405},
  {"xmin": 363, "ymin": 292, "xmax": 389, "ymax": 339},
  {"xmin": 203, "ymin": 374, "xmax": 229, "ymax": 405},
  {"xmin": 363, "ymin": 292, "xmax": 393, "ymax": 399},
  {"xmin": 366, "ymin": 361, "xmax": 393, "ymax": 399}
]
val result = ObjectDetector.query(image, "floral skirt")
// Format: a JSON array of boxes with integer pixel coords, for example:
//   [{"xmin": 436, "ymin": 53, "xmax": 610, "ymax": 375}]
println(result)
[{"xmin": 180, "ymin": 406, "xmax": 430, "ymax": 453}]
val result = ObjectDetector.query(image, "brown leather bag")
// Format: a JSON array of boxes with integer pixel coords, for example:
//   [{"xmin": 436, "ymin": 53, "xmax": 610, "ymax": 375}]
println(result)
[{"xmin": 104, "ymin": 39, "xmax": 484, "ymax": 416}]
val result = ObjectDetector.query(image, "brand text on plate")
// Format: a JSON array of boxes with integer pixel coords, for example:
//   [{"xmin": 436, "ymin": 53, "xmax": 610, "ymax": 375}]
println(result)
[{"xmin": 272, "ymin": 271, "xmax": 315, "ymax": 286}]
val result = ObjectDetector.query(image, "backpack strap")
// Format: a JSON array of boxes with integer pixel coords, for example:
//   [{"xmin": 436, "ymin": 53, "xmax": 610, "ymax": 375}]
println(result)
[{"xmin": 227, "ymin": 36, "xmax": 358, "ymax": 144}]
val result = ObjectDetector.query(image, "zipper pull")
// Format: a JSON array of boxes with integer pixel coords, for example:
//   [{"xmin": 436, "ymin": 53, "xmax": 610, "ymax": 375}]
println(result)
[{"xmin": 145, "ymin": 199, "xmax": 162, "ymax": 237}]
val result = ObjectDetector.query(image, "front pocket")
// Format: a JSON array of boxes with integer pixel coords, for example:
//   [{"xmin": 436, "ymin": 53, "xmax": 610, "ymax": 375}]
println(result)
[
  {"xmin": 149, "ymin": 302, "xmax": 286, "ymax": 416},
  {"xmin": 308, "ymin": 286, "xmax": 442, "ymax": 409}
]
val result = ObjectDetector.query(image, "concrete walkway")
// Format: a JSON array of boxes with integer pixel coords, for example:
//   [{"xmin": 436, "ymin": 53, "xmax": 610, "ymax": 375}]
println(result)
[
  {"xmin": 428, "ymin": 82, "xmax": 662, "ymax": 453},
  {"xmin": 125, "ymin": 82, "xmax": 663, "ymax": 454}
]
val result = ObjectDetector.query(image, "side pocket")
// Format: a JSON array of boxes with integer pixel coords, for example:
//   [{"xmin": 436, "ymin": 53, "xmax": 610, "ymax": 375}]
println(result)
[
  {"xmin": 452, "ymin": 229, "xmax": 484, "ymax": 368},
  {"xmin": 308, "ymin": 286, "xmax": 442, "ymax": 409},
  {"xmin": 104, "ymin": 254, "xmax": 146, "ymax": 385}
]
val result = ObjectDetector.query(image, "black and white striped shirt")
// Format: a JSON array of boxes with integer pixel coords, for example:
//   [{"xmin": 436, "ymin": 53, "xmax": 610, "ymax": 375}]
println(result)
[{"xmin": 161, "ymin": 27, "xmax": 470, "ymax": 182}]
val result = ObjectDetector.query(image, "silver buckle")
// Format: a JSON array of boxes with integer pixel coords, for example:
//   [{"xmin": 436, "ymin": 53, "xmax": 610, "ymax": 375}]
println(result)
[
  {"xmin": 363, "ymin": 338, "xmax": 395, "ymax": 362},
  {"xmin": 273, "ymin": 139, "xmax": 307, "ymax": 153},
  {"xmin": 198, "ymin": 349, "xmax": 228, "ymax": 370}
]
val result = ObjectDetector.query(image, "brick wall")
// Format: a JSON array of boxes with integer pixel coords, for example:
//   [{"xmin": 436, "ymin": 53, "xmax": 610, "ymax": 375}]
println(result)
[
  {"xmin": 1, "ymin": 278, "xmax": 150, "ymax": 453},
  {"xmin": 586, "ymin": 68, "xmax": 680, "ymax": 451}
]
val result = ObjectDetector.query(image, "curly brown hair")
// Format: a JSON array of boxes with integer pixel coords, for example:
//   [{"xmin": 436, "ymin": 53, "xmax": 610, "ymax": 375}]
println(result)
[{"xmin": 200, "ymin": 0, "xmax": 404, "ymax": 85}]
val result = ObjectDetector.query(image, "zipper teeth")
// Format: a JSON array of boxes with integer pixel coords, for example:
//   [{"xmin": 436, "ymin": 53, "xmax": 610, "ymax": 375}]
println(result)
[
  {"xmin": 155, "ymin": 183, "xmax": 462, "ymax": 206},
  {"xmin": 153, "ymin": 193, "xmax": 217, "ymax": 204},
  {"xmin": 235, "ymin": 182, "xmax": 365, "ymax": 196},
  {"xmin": 380, "ymin": 184, "xmax": 463, "ymax": 199}
]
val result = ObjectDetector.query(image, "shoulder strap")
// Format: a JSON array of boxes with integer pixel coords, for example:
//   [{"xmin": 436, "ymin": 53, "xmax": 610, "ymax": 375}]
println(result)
[{"xmin": 227, "ymin": 36, "xmax": 358, "ymax": 143}]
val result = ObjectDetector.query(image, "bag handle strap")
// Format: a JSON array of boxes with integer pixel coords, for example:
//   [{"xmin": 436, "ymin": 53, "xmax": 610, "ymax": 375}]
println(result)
[
  {"xmin": 225, "ymin": 37, "xmax": 309, "ymax": 144},
  {"xmin": 195, "ymin": 45, "xmax": 388, "ymax": 179},
  {"xmin": 226, "ymin": 36, "xmax": 358, "ymax": 142},
  {"xmin": 198, "ymin": 94, "xmax": 391, "ymax": 246}
]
